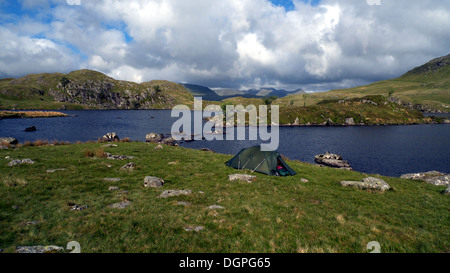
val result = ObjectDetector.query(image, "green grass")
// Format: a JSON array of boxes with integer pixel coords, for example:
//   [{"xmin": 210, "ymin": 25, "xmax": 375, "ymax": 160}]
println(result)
[{"xmin": 0, "ymin": 142, "xmax": 448, "ymax": 253}]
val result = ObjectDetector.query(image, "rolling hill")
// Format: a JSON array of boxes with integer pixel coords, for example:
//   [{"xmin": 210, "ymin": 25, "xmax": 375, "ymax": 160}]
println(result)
[
  {"xmin": 280, "ymin": 54, "xmax": 450, "ymax": 112},
  {"xmin": 0, "ymin": 69, "xmax": 194, "ymax": 110}
]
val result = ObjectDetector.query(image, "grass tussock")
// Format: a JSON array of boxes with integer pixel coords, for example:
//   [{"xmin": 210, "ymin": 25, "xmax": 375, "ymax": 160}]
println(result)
[
  {"xmin": 0, "ymin": 111, "xmax": 68, "ymax": 119},
  {"xmin": 84, "ymin": 148, "xmax": 107, "ymax": 158},
  {"xmin": 3, "ymin": 177, "xmax": 27, "ymax": 187}
]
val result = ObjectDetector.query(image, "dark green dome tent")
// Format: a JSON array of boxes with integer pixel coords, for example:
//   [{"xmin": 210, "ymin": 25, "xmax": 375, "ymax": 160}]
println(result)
[{"xmin": 225, "ymin": 145, "xmax": 297, "ymax": 176}]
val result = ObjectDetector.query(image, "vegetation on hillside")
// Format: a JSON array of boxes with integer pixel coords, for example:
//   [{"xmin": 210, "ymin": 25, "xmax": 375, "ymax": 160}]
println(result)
[{"xmin": 0, "ymin": 70, "xmax": 194, "ymax": 110}]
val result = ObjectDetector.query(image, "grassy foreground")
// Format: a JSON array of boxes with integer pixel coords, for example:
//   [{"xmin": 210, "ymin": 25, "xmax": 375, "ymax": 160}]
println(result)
[{"xmin": 0, "ymin": 142, "xmax": 448, "ymax": 253}]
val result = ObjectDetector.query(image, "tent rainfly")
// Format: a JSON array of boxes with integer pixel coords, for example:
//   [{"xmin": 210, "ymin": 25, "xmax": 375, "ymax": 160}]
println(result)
[{"xmin": 225, "ymin": 145, "xmax": 297, "ymax": 176}]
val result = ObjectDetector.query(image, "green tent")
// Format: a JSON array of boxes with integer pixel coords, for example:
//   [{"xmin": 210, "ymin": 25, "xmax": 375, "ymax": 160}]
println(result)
[{"xmin": 225, "ymin": 145, "xmax": 297, "ymax": 176}]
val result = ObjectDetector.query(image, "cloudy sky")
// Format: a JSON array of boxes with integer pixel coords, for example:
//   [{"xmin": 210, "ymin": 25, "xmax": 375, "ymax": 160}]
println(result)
[{"xmin": 1, "ymin": 0, "xmax": 449, "ymax": 91}]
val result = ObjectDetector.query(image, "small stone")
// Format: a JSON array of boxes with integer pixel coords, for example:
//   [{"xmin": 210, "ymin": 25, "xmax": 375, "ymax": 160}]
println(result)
[
  {"xmin": 104, "ymin": 178, "xmax": 121, "ymax": 182},
  {"xmin": 159, "ymin": 189, "xmax": 192, "ymax": 198},
  {"xmin": 107, "ymin": 154, "xmax": 135, "ymax": 160},
  {"xmin": 228, "ymin": 174, "xmax": 257, "ymax": 183},
  {"xmin": 108, "ymin": 201, "xmax": 131, "ymax": 209},
  {"xmin": 177, "ymin": 201, "xmax": 191, "ymax": 206},
  {"xmin": 47, "ymin": 168, "xmax": 67, "ymax": 173},
  {"xmin": 71, "ymin": 205, "xmax": 88, "ymax": 211},
  {"xmin": 441, "ymin": 187, "xmax": 450, "ymax": 195},
  {"xmin": 301, "ymin": 178, "xmax": 309, "ymax": 183},
  {"xmin": 102, "ymin": 144, "xmax": 118, "ymax": 148},
  {"xmin": 144, "ymin": 176, "xmax": 165, "ymax": 188},
  {"xmin": 120, "ymin": 162, "xmax": 136, "ymax": 171},
  {"xmin": 185, "ymin": 226, "xmax": 204, "ymax": 232},
  {"xmin": 109, "ymin": 186, "xmax": 120, "ymax": 191},
  {"xmin": 207, "ymin": 205, "xmax": 224, "ymax": 210},
  {"xmin": 168, "ymin": 161, "xmax": 178, "ymax": 165},
  {"xmin": 23, "ymin": 221, "xmax": 40, "ymax": 226},
  {"xmin": 155, "ymin": 145, "xmax": 164, "ymax": 149}
]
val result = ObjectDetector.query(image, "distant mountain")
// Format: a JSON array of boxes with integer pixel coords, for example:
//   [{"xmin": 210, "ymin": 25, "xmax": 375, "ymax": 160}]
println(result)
[
  {"xmin": 182, "ymin": 84, "xmax": 305, "ymax": 101},
  {"xmin": 0, "ymin": 69, "xmax": 194, "ymax": 110},
  {"xmin": 179, "ymin": 83, "xmax": 223, "ymax": 101}
]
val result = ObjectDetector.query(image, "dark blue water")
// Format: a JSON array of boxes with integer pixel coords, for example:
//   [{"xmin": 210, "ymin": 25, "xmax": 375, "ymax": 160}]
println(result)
[{"xmin": 1, "ymin": 110, "xmax": 449, "ymax": 177}]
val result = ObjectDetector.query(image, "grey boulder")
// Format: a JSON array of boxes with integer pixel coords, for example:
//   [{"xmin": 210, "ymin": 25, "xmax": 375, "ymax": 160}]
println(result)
[
  {"xmin": 340, "ymin": 177, "xmax": 391, "ymax": 192},
  {"xmin": 144, "ymin": 176, "xmax": 165, "ymax": 188}
]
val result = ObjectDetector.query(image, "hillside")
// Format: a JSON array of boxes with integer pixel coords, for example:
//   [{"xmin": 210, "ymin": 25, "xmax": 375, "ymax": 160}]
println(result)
[
  {"xmin": 0, "ymin": 141, "xmax": 448, "ymax": 253},
  {"xmin": 280, "ymin": 54, "xmax": 450, "ymax": 112},
  {"xmin": 0, "ymin": 70, "xmax": 194, "ymax": 110}
]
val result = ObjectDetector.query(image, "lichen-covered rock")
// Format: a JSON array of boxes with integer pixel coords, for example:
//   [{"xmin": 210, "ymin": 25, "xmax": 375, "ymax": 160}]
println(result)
[
  {"xmin": 207, "ymin": 205, "xmax": 224, "ymax": 210},
  {"xmin": 228, "ymin": 174, "xmax": 257, "ymax": 183},
  {"xmin": 102, "ymin": 132, "xmax": 119, "ymax": 142},
  {"xmin": 341, "ymin": 177, "xmax": 390, "ymax": 192},
  {"xmin": 16, "ymin": 245, "xmax": 64, "ymax": 253},
  {"xmin": 315, "ymin": 152, "xmax": 352, "ymax": 170},
  {"xmin": 159, "ymin": 189, "xmax": 192, "ymax": 198},
  {"xmin": 106, "ymin": 153, "xmax": 135, "ymax": 160},
  {"xmin": 401, "ymin": 171, "xmax": 450, "ymax": 186},
  {"xmin": 144, "ymin": 176, "xmax": 165, "ymax": 188},
  {"xmin": 108, "ymin": 201, "xmax": 131, "ymax": 209},
  {"xmin": 345, "ymin": 117, "xmax": 356, "ymax": 126},
  {"xmin": 120, "ymin": 162, "xmax": 136, "ymax": 171},
  {"xmin": 161, "ymin": 137, "xmax": 176, "ymax": 146},
  {"xmin": 8, "ymin": 159, "xmax": 35, "ymax": 166},
  {"xmin": 146, "ymin": 133, "xmax": 162, "ymax": 143},
  {"xmin": 185, "ymin": 226, "xmax": 204, "ymax": 232}
]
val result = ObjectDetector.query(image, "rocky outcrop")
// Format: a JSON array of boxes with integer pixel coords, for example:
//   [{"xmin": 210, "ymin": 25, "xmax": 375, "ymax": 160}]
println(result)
[
  {"xmin": 345, "ymin": 117, "xmax": 356, "ymax": 126},
  {"xmin": 16, "ymin": 245, "xmax": 65, "ymax": 253},
  {"xmin": 146, "ymin": 133, "xmax": 162, "ymax": 143},
  {"xmin": 25, "ymin": 126, "xmax": 36, "ymax": 132},
  {"xmin": 400, "ymin": 171, "xmax": 450, "ymax": 186},
  {"xmin": 340, "ymin": 177, "xmax": 391, "ymax": 192},
  {"xmin": 0, "ymin": 70, "xmax": 193, "ymax": 110},
  {"xmin": 8, "ymin": 159, "xmax": 35, "ymax": 166},
  {"xmin": 102, "ymin": 132, "xmax": 119, "ymax": 142},
  {"xmin": 315, "ymin": 152, "xmax": 353, "ymax": 170}
]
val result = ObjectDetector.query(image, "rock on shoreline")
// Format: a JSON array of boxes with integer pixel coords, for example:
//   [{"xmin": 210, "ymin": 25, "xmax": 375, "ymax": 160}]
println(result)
[
  {"xmin": 315, "ymin": 152, "xmax": 353, "ymax": 170},
  {"xmin": 400, "ymin": 171, "xmax": 450, "ymax": 186}
]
